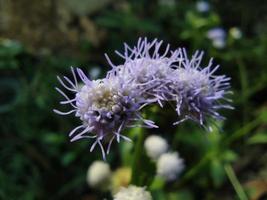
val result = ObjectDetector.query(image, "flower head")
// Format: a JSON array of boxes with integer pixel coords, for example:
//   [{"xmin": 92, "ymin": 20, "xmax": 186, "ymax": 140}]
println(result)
[
  {"xmin": 54, "ymin": 67, "xmax": 157, "ymax": 159},
  {"xmin": 207, "ymin": 28, "xmax": 226, "ymax": 49},
  {"xmin": 106, "ymin": 38, "xmax": 181, "ymax": 108},
  {"xmin": 113, "ymin": 185, "xmax": 152, "ymax": 200},
  {"xmin": 169, "ymin": 49, "xmax": 233, "ymax": 127},
  {"xmin": 54, "ymin": 38, "xmax": 232, "ymax": 159},
  {"xmin": 144, "ymin": 135, "xmax": 168, "ymax": 160},
  {"xmin": 107, "ymin": 38, "xmax": 232, "ymax": 128},
  {"xmin": 86, "ymin": 160, "xmax": 111, "ymax": 190},
  {"xmin": 156, "ymin": 152, "xmax": 184, "ymax": 181},
  {"xmin": 212, "ymin": 38, "xmax": 226, "ymax": 49},
  {"xmin": 207, "ymin": 28, "xmax": 226, "ymax": 40}
]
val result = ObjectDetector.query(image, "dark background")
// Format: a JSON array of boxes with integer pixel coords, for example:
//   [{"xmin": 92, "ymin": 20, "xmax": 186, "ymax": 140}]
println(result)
[{"xmin": 0, "ymin": 0, "xmax": 267, "ymax": 199}]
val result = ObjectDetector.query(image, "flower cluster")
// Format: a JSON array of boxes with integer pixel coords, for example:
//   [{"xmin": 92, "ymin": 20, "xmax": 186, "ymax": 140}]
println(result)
[
  {"xmin": 87, "ymin": 161, "xmax": 132, "ymax": 193},
  {"xmin": 54, "ymin": 67, "xmax": 156, "ymax": 159},
  {"xmin": 54, "ymin": 38, "xmax": 232, "ymax": 159},
  {"xmin": 113, "ymin": 185, "xmax": 152, "ymax": 200},
  {"xmin": 207, "ymin": 28, "xmax": 227, "ymax": 49},
  {"xmin": 144, "ymin": 135, "xmax": 184, "ymax": 181}
]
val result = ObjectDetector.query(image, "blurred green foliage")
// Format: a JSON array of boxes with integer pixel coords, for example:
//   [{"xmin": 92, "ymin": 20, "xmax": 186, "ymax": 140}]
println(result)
[{"xmin": 1, "ymin": 0, "xmax": 267, "ymax": 200}]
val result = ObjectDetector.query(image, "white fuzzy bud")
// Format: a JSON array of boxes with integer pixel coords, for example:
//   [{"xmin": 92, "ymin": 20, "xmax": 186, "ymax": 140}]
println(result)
[
  {"xmin": 229, "ymin": 27, "xmax": 242, "ymax": 39},
  {"xmin": 212, "ymin": 38, "xmax": 226, "ymax": 49},
  {"xmin": 113, "ymin": 185, "xmax": 152, "ymax": 200},
  {"xmin": 144, "ymin": 135, "xmax": 168, "ymax": 160},
  {"xmin": 86, "ymin": 161, "xmax": 111, "ymax": 189},
  {"xmin": 156, "ymin": 152, "xmax": 184, "ymax": 181}
]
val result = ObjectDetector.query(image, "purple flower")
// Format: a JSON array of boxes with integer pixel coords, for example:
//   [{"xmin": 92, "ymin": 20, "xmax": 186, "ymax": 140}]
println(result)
[
  {"xmin": 54, "ymin": 67, "xmax": 157, "ymax": 159},
  {"xmin": 54, "ymin": 38, "xmax": 233, "ymax": 159},
  {"xmin": 196, "ymin": 1, "xmax": 210, "ymax": 12},
  {"xmin": 207, "ymin": 28, "xmax": 226, "ymax": 40},
  {"xmin": 207, "ymin": 28, "xmax": 227, "ymax": 49},
  {"xmin": 106, "ymin": 38, "xmax": 233, "ymax": 128},
  {"xmin": 106, "ymin": 38, "xmax": 181, "ymax": 108},
  {"xmin": 169, "ymin": 49, "xmax": 233, "ymax": 127}
]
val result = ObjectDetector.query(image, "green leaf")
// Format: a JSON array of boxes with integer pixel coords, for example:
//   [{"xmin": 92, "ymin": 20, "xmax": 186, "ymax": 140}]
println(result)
[
  {"xmin": 120, "ymin": 140, "xmax": 133, "ymax": 166},
  {"xmin": 0, "ymin": 39, "xmax": 23, "ymax": 56},
  {"xmin": 43, "ymin": 132, "xmax": 65, "ymax": 144},
  {"xmin": 168, "ymin": 190, "xmax": 194, "ymax": 200},
  {"xmin": 0, "ymin": 78, "xmax": 21, "ymax": 113},
  {"xmin": 152, "ymin": 190, "xmax": 166, "ymax": 200},
  {"xmin": 210, "ymin": 159, "xmax": 226, "ymax": 187},
  {"xmin": 222, "ymin": 150, "xmax": 238, "ymax": 162},
  {"xmin": 259, "ymin": 108, "xmax": 267, "ymax": 123},
  {"xmin": 149, "ymin": 177, "xmax": 165, "ymax": 191},
  {"xmin": 61, "ymin": 152, "xmax": 76, "ymax": 166},
  {"xmin": 247, "ymin": 132, "xmax": 267, "ymax": 144}
]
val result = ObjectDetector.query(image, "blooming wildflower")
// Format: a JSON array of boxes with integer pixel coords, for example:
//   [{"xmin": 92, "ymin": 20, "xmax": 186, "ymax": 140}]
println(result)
[
  {"xmin": 144, "ymin": 135, "xmax": 168, "ymax": 160},
  {"xmin": 207, "ymin": 28, "xmax": 226, "ymax": 40},
  {"xmin": 169, "ymin": 49, "xmax": 233, "ymax": 127},
  {"xmin": 156, "ymin": 152, "xmax": 184, "ymax": 181},
  {"xmin": 107, "ymin": 38, "xmax": 232, "ymax": 128},
  {"xmin": 113, "ymin": 185, "xmax": 152, "ymax": 200},
  {"xmin": 207, "ymin": 28, "xmax": 226, "ymax": 49},
  {"xmin": 54, "ymin": 67, "xmax": 157, "ymax": 159},
  {"xmin": 212, "ymin": 38, "xmax": 226, "ymax": 49},
  {"xmin": 86, "ymin": 160, "xmax": 111, "ymax": 190},
  {"xmin": 196, "ymin": 1, "xmax": 210, "ymax": 12},
  {"xmin": 55, "ymin": 38, "xmax": 232, "ymax": 158},
  {"xmin": 106, "ymin": 38, "xmax": 181, "ymax": 108},
  {"xmin": 229, "ymin": 27, "xmax": 242, "ymax": 39}
]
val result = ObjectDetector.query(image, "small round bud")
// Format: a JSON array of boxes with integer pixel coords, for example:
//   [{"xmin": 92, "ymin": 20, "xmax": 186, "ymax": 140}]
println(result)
[
  {"xmin": 113, "ymin": 185, "xmax": 152, "ymax": 200},
  {"xmin": 86, "ymin": 161, "xmax": 111, "ymax": 190},
  {"xmin": 144, "ymin": 135, "xmax": 168, "ymax": 160},
  {"xmin": 229, "ymin": 27, "xmax": 242, "ymax": 39},
  {"xmin": 156, "ymin": 152, "xmax": 184, "ymax": 181}
]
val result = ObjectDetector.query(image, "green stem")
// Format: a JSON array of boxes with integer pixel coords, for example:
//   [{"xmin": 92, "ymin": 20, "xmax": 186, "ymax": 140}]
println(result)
[
  {"xmin": 172, "ymin": 152, "xmax": 213, "ymax": 188},
  {"xmin": 224, "ymin": 164, "xmax": 248, "ymax": 200},
  {"xmin": 236, "ymin": 57, "xmax": 249, "ymax": 124},
  {"xmin": 182, "ymin": 152, "xmax": 212, "ymax": 182},
  {"xmin": 131, "ymin": 128, "xmax": 145, "ymax": 185},
  {"xmin": 226, "ymin": 116, "xmax": 262, "ymax": 145}
]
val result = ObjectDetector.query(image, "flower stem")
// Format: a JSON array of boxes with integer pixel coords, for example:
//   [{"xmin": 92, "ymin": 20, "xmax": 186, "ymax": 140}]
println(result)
[
  {"xmin": 174, "ymin": 152, "xmax": 212, "ymax": 188},
  {"xmin": 224, "ymin": 164, "xmax": 248, "ymax": 200},
  {"xmin": 131, "ymin": 128, "xmax": 145, "ymax": 185},
  {"xmin": 236, "ymin": 57, "xmax": 249, "ymax": 124}
]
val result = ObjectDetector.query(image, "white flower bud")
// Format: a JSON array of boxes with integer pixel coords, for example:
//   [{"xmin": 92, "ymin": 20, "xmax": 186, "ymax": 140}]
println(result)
[
  {"xmin": 86, "ymin": 161, "xmax": 111, "ymax": 190},
  {"xmin": 156, "ymin": 152, "xmax": 184, "ymax": 181},
  {"xmin": 113, "ymin": 185, "xmax": 152, "ymax": 200},
  {"xmin": 229, "ymin": 27, "xmax": 242, "ymax": 39},
  {"xmin": 212, "ymin": 38, "xmax": 226, "ymax": 49},
  {"xmin": 144, "ymin": 135, "xmax": 168, "ymax": 160}
]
